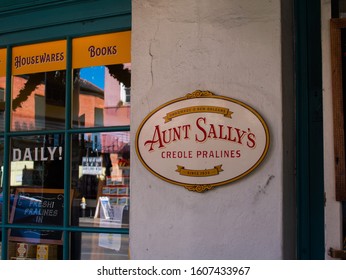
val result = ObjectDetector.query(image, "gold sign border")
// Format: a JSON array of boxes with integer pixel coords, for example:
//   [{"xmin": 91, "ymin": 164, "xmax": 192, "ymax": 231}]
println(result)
[{"xmin": 135, "ymin": 90, "xmax": 270, "ymax": 193}]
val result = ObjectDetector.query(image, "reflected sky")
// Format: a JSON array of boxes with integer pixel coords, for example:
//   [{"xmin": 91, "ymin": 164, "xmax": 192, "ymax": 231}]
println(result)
[{"xmin": 80, "ymin": 66, "xmax": 105, "ymax": 90}]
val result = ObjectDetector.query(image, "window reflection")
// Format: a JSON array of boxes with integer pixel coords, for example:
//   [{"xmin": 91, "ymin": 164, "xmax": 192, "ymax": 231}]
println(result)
[
  {"xmin": 11, "ymin": 71, "xmax": 66, "ymax": 131},
  {"xmin": 73, "ymin": 64, "xmax": 131, "ymax": 128},
  {"xmin": 7, "ymin": 135, "xmax": 65, "ymax": 257},
  {"xmin": 0, "ymin": 137, "xmax": 4, "ymax": 224},
  {"xmin": 71, "ymin": 232, "xmax": 128, "ymax": 260},
  {"xmin": 9, "ymin": 134, "xmax": 64, "ymax": 227},
  {"xmin": 10, "ymin": 134, "xmax": 64, "ymax": 189},
  {"xmin": 2, "ymin": 32, "xmax": 131, "ymax": 260},
  {"xmin": 7, "ymin": 238, "xmax": 62, "ymax": 260},
  {"xmin": 71, "ymin": 132, "xmax": 130, "ymax": 229}
]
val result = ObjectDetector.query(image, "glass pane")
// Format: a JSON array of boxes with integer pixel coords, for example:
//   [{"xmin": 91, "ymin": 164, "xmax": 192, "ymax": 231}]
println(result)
[
  {"xmin": 7, "ymin": 237, "xmax": 62, "ymax": 260},
  {"xmin": 70, "ymin": 232, "xmax": 129, "ymax": 260},
  {"xmin": 72, "ymin": 64, "xmax": 131, "ymax": 128},
  {"xmin": 71, "ymin": 132, "xmax": 130, "ymax": 228},
  {"xmin": 9, "ymin": 134, "xmax": 65, "ymax": 229},
  {"xmin": 0, "ymin": 137, "xmax": 3, "ymax": 224},
  {"xmin": 11, "ymin": 71, "xmax": 66, "ymax": 131}
]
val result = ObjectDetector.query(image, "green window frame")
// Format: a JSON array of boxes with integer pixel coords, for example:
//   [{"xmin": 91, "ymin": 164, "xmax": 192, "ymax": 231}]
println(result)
[
  {"xmin": 0, "ymin": 0, "xmax": 131, "ymax": 260},
  {"xmin": 294, "ymin": 0, "xmax": 325, "ymax": 259}
]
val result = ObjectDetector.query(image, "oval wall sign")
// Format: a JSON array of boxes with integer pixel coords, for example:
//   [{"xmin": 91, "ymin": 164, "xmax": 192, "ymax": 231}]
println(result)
[{"xmin": 135, "ymin": 90, "xmax": 270, "ymax": 192}]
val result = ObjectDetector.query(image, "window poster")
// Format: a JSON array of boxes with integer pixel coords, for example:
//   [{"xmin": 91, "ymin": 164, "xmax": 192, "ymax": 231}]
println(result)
[{"xmin": 8, "ymin": 188, "xmax": 73, "ymax": 245}]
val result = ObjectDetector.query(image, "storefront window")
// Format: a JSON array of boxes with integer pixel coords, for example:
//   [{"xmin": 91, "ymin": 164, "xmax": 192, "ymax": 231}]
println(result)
[
  {"xmin": 0, "ymin": 49, "xmax": 5, "ymax": 258},
  {"xmin": 7, "ymin": 134, "xmax": 64, "ymax": 259},
  {"xmin": 71, "ymin": 131, "xmax": 130, "ymax": 229},
  {"xmin": 0, "ymin": 31, "xmax": 130, "ymax": 260},
  {"xmin": 9, "ymin": 134, "xmax": 64, "ymax": 191},
  {"xmin": 9, "ymin": 134, "xmax": 64, "ymax": 220},
  {"xmin": 0, "ymin": 56, "xmax": 4, "ymax": 259},
  {"xmin": 75, "ymin": 232, "xmax": 128, "ymax": 260},
  {"xmin": 72, "ymin": 32, "xmax": 131, "ymax": 129},
  {"xmin": 11, "ymin": 40, "xmax": 66, "ymax": 131},
  {"xmin": 0, "ymin": 137, "xmax": 4, "ymax": 224},
  {"xmin": 11, "ymin": 71, "xmax": 66, "ymax": 131},
  {"xmin": 72, "ymin": 65, "xmax": 131, "ymax": 128},
  {"xmin": 0, "ymin": 137, "xmax": 3, "ymax": 259},
  {"xmin": 7, "ymin": 233, "xmax": 62, "ymax": 260}
]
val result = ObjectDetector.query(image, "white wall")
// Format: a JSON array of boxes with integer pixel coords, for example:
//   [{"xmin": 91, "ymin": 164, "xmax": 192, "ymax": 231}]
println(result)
[{"xmin": 130, "ymin": 0, "xmax": 285, "ymax": 259}]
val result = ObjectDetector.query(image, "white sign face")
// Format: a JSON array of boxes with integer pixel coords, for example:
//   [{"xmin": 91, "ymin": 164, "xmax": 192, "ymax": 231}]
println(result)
[
  {"xmin": 82, "ymin": 157, "xmax": 103, "ymax": 175},
  {"xmin": 135, "ymin": 91, "xmax": 270, "ymax": 192}
]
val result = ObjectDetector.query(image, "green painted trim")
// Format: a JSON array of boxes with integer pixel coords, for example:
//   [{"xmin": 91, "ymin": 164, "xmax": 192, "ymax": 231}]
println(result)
[
  {"xmin": 0, "ymin": 16, "xmax": 131, "ymax": 47},
  {"xmin": 0, "ymin": 46, "xmax": 12, "ymax": 260},
  {"xmin": 5, "ymin": 126, "xmax": 130, "ymax": 137},
  {"xmin": 62, "ymin": 37, "xmax": 72, "ymax": 260},
  {"xmin": 0, "ymin": 0, "xmax": 130, "ymax": 33},
  {"xmin": 2, "ymin": 223, "xmax": 129, "ymax": 234},
  {"xmin": 295, "ymin": 0, "xmax": 325, "ymax": 259},
  {"xmin": 0, "ymin": 0, "xmax": 131, "ymax": 47},
  {"xmin": 0, "ymin": 0, "xmax": 83, "ymax": 13}
]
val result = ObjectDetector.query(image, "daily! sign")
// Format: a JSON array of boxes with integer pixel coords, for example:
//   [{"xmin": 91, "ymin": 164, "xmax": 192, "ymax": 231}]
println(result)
[{"xmin": 136, "ymin": 90, "xmax": 270, "ymax": 192}]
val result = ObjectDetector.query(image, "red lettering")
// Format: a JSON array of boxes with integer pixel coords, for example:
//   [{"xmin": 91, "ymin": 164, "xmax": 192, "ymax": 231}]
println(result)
[
  {"xmin": 195, "ymin": 117, "xmax": 207, "ymax": 142},
  {"xmin": 144, "ymin": 125, "xmax": 165, "ymax": 151},
  {"xmin": 247, "ymin": 131, "xmax": 256, "ymax": 148},
  {"xmin": 207, "ymin": 123, "xmax": 217, "ymax": 139},
  {"xmin": 234, "ymin": 128, "xmax": 247, "ymax": 144}
]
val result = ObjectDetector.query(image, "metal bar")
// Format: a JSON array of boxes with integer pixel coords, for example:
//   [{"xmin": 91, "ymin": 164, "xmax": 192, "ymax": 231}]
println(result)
[
  {"xmin": 295, "ymin": 0, "xmax": 310, "ymax": 260},
  {"xmin": 3, "ymin": 125, "xmax": 130, "ymax": 137},
  {"xmin": 0, "ymin": 45, "xmax": 12, "ymax": 260},
  {"xmin": 62, "ymin": 37, "xmax": 72, "ymax": 260},
  {"xmin": 3, "ymin": 223, "xmax": 129, "ymax": 234}
]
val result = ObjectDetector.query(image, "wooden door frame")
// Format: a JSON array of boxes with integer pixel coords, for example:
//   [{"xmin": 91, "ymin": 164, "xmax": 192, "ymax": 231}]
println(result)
[{"xmin": 330, "ymin": 18, "xmax": 346, "ymax": 202}]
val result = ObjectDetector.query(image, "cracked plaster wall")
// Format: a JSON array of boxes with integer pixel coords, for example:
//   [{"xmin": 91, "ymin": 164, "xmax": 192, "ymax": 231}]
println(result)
[{"xmin": 130, "ymin": 0, "xmax": 287, "ymax": 259}]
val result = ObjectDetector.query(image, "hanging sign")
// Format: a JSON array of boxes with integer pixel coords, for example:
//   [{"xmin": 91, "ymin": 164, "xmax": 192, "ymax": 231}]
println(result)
[{"xmin": 136, "ymin": 90, "xmax": 270, "ymax": 192}]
